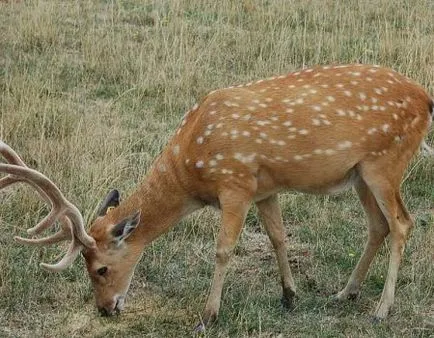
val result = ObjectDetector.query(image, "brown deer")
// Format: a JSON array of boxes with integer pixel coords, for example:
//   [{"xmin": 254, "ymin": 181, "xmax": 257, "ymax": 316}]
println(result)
[{"xmin": 1, "ymin": 64, "xmax": 432, "ymax": 330}]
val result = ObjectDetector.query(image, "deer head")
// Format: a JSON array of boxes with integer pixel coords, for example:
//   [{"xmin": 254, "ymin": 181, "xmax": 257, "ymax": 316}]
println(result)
[{"xmin": 82, "ymin": 190, "xmax": 142, "ymax": 315}]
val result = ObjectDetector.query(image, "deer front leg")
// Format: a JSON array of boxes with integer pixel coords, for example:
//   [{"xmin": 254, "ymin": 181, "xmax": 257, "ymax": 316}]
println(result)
[
  {"xmin": 256, "ymin": 194, "xmax": 296, "ymax": 308},
  {"xmin": 195, "ymin": 190, "xmax": 252, "ymax": 331}
]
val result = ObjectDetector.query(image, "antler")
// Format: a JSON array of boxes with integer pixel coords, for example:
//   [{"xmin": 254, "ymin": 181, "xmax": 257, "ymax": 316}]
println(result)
[{"xmin": 0, "ymin": 141, "xmax": 96, "ymax": 271}]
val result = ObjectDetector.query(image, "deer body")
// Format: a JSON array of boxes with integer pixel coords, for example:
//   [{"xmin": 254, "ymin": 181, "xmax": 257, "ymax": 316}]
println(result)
[
  {"xmin": 2, "ymin": 64, "xmax": 432, "ymax": 329},
  {"xmin": 159, "ymin": 65, "xmax": 431, "ymax": 202}
]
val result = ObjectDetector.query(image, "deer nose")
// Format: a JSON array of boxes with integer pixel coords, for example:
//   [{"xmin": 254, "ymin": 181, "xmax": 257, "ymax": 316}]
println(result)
[{"xmin": 98, "ymin": 307, "xmax": 112, "ymax": 317}]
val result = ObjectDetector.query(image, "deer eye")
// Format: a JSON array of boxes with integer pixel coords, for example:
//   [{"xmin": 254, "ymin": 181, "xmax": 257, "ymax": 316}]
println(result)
[{"xmin": 96, "ymin": 266, "xmax": 108, "ymax": 276}]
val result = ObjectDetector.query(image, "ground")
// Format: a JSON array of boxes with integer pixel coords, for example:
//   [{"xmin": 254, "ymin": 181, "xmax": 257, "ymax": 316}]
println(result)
[{"xmin": 0, "ymin": 1, "xmax": 433, "ymax": 337}]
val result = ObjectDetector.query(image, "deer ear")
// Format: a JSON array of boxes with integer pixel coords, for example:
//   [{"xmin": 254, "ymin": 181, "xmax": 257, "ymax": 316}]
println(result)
[
  {"xmin": 97, "ymin": 189, "xmax": 120, "ymax": 216},
  {"xmin": 110, "ymin": 210, "xmax": 141, "ymax": 244}
]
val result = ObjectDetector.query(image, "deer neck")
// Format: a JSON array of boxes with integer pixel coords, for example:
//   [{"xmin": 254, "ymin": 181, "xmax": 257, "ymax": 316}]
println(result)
[{"xmin": 117, "ymin": 155, "xmax": 198, "ymax": 247}]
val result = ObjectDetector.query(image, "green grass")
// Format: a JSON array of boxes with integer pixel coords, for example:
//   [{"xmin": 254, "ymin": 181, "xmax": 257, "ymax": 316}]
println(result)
[{"xmin": 0, "ymin": 0, "xmax": 433, "ymax": 337}]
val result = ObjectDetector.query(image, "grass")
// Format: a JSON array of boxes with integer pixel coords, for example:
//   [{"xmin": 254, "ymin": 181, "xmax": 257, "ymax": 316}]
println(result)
[{"xmin": 0, "ymin": 0, "xmax": 433, "ymax": 337}]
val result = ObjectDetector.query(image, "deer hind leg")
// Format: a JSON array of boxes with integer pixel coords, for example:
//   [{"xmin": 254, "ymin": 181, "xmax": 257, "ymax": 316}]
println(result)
[
  {"xmin": 359, "ymin": 163, "xmax": 414, "ymax": 320},
  {"xmin": 196, "ymin": 190, "xmax": 252, "ymax": 331},
  {"xmin": 256, "ymin": 194, "xmax": 296, "ymax": 308},
  {"xmin": 336, "ymin": 178, "xmax": 389, "ymax": 301}
]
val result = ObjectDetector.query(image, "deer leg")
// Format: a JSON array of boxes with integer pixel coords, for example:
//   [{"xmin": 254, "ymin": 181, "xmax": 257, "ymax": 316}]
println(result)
[
  {"xmin": 360, "ymin": 166, "xmax": 414, "ymax": 320},
  {"xmin": 256, "ymin": 194, "xmax": 296, "ymax": 309},
  {"xmin": 196, "ymin": 190, "xmax": 252, "ymax": 330},
  {"xmin": 336, "ymin": 178, "xmax": 389, "ymax": 300},
  {"xmin": 373, "ymin": 191, "xmax": 413, "ymax": 320}
]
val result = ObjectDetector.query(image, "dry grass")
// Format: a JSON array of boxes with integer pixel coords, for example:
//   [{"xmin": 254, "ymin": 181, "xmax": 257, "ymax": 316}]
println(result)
[{"xmin": 0, "ymin": 0, "xmax": 433, "ymax": 337}]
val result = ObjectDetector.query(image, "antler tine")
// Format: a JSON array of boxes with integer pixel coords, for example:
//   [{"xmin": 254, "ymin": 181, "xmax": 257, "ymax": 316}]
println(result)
[
  {"xmin": 0, "ymin": 163, "xmax": 96, "ymax": 248},
  {"xmin": 0, "ymin": 175, "xmax": 23, "ymax": 189},
  {"xmin": 0, "ymin": 140, "xmax": 26, "ymax": 166},
  {"xmin": 40, "ymin": 236, "xmax": 84, "ymax": 272},
  {"xmin": 0, "ymin": 141, "xmax": 50, "ymax": 199},
  {"xmin": 14, "ymin": 215, "xmax": 73, "ymax": 246},
  {"xmin": 0, "ymin": 141, "xmax": 27, "ymax": 189},
  {"xmin": 15, "ymin": 230, "xmax": 70, "ymax": 246}
]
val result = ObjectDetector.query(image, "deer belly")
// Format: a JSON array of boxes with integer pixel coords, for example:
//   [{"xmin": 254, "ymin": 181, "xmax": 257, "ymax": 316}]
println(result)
[{"xmin": 255, "ymin": 164, "xmax": 359, "ymax": 199}]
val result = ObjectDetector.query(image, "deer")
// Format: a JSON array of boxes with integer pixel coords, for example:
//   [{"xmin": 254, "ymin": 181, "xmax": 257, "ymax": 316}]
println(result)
[{"xmin": 1, "ymin": 64, "xmax": 432, "ymax": 331}]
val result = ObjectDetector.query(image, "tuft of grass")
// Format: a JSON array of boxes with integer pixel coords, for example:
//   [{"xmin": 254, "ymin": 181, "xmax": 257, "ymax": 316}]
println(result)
[{"xmin": 0, "ymin": 0, "xmax": 433, "ymax": 337}]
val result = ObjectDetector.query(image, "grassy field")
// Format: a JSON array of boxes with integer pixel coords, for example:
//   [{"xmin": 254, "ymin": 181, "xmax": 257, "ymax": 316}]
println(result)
[{"xmin": 0, "ymin": 0, "xmax": 433, "ymax": 337}]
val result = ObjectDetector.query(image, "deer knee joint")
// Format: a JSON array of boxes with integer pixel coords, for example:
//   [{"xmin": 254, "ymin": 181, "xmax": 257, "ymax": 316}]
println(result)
[{"xmin": 216, "ymin": 248, "xmax": 232, "ymax": 264}]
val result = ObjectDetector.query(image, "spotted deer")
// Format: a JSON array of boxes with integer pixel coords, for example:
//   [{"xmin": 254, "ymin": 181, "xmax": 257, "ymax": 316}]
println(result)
[{"xmin": 1, "ymin": 64, "xmax": 432, "ymax": 330}]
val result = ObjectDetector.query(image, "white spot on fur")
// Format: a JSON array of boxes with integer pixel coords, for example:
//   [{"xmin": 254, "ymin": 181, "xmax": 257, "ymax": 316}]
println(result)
[
  {"xmin": 295, "ymin": 98, "xmax": 304, "ymax": 104},
  {"xmin": 374, "ymin": 88, "xmax": 383, "ymax": 95},
  {"xmin": 337, "ymin": 141, "xmax": 352, "ymax": 150},
  {"xmin": 242, "ymin": 114, "xmax": 252, "ymax": 121},
  {"xmin": 196, "ymin": 160, "xmax": 204, "ymax": 168},
  {"xmin": 173, "ymin": 145, "xmax": 180, "ymax": 155}
]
